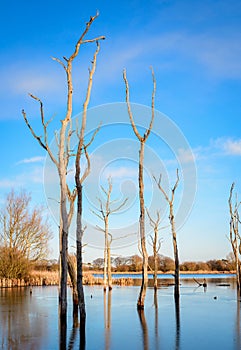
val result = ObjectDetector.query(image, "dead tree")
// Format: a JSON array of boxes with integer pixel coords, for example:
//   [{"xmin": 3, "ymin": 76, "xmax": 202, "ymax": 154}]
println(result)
[
  {"xmin": 154, "ymin": 169, "xmax": 180, "ymax": 301},
  {"xmin": 228, "ymin": 183, "xmax": 241, "ymax": 295},
  {"xmin": 22, "ymin": 15, "xmax": 104, "ymax": 323},
  {"xmin": 67, "ymin": 254, "xmax": 78, "ymax": 324},
  {"xmin": 146, "ymin": 209, "xmax": 162, "ymax": 290},
  {"xmin": 123, "ymin": 68, "xmax": 156, "ymax": 309},
  {"xmin": 75, "ymin": 33, "xmax": 103, "ymax": 324},
  {"xmin": 92, "ymin": 177, "xmax": 128, "ymax": 291}
]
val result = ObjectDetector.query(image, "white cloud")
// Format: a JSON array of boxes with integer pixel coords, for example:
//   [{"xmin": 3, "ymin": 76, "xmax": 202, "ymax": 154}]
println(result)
[
  {"xmin": 16, "ymin": 156, "xmax": 45, "ymax": 165},
  {"xmin": 102, "ymin": 166, "xmax": 137, "ymax": 180},
  {"xmin": 223, "ymin": 138, "xmax": 241, "ymax": 156},
  {"xmin": 0, "ymin": 179, "xmax": 17, "ymax": 188},
  {"xmin": 97, "ymin": 30, "xmax": 241, "ymax": 83},
  {"xmin": 0, "ymin": 166, "xmax": 44, "ymax": 191},
  {"xmin": 177, "ymin": 148, "xmax": 196, "ymax": 164},
  {"xmin": 0, "ymin": 60, "xmax": 66, "ymax": 97},
  {"xmin": 192, "ymin": 137, "xmax": 241, "ymax": 161}
]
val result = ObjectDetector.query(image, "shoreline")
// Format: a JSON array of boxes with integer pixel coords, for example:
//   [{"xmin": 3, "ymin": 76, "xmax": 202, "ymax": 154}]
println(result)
[
  {"xmin": 0, "ymin": 270, "xmax": 235, "ymax": 288},
  {"xmin": 90, "ymin": 270, "xmax": 235, "ymax": 275}
]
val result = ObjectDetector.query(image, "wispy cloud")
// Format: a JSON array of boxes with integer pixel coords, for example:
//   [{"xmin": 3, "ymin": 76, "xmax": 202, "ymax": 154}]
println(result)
[
  {"xmin": 0, "ymin": 166, "xmax": 44, "ymax": 191},
  {"xmin": 16, "ymin": 156, "xmax": 45, "ymax": 165},
  {"xmin": 222, "ymin": 138, "xmax": 241, "ymax": 156},
  {"xmin": 102, "ymin": 166, "xmax": 137, "ymax": 180},
  {"xmin": 0, "ymin": 179, "xmax": 17, "ymax": 188},
  {"xmin": 177, "ymin": 148, "xmax": 196, "ymax": 163},
  {"xmin": 193, "ymin": 137, "xmax": 241, "ymax": 160},
  {"xmin": 0, "ymin": 61, "xmax": 65, "ymax": 96},
  {"xmin": 97, "ymin": 29, "xmax": 241, "ymax": 84}
]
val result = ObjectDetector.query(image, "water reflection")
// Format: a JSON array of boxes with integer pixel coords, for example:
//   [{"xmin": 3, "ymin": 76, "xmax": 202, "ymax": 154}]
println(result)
[
  {"xmin": 0, "ymin": 287, "xmax": 46, "ymax": 349},
  {"xmin": 67, "ymin": 325, "xmax": 77, "ymax": 350},
  {"xmin": 79, "ymin": 324, "xmax": 86, "ymax": 350},
  {"xmin": 235, "ymin": 295, "xmax": 241, "ymax": 350},
  {"xmin": 67, "ymin": 306, "xmax": 86, "ymax": 350},
  {"xmin": 104, "ymin": 290, "xmax": 112, "ymax": 350},
  {"xmin": 153, "ymin": 288, "xmax": 159, "ymax": 350},
  {"xmin": 174, "ymin": 297, "xmax": 180, "ymax": 350},
  {"xmin": 59, "ymin": 315, "xmax": 67, "ymax": 350},
  {"xmin": 1, "ymin": 279, "xmax": 240, "ymax": 349},
  {"xmin": 138, "ymin": 309, "xmax": 149, "ymax": 350}
]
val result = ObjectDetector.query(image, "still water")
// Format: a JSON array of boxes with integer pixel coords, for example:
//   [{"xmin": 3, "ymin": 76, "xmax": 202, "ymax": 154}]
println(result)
[{"xmin": 0, "ymin": 275, "xmax": 240, "ymax": 349}]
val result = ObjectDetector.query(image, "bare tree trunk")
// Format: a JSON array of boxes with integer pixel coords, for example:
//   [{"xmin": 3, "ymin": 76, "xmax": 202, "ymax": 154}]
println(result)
[
  {"xmin": 170, "ymin": 203, "xmax": 180, "ymax": 301},
  {"xmin": 123, "ymin": 68, "xmax": 156, "ymax": 310},
  {"xmin": 23, "ymin": 15, "xmax": 105, "ymax": 327},
  {"xmin": 153, "ymin": 237, "xmax": 158, "ymax": 291},
  {"xmin": 59, "ymin": 165, "xmax": 69, "ymax": 323},
  {"xmin": 147, "ymin": 210, "xmax": 161, "ymax": 292},
  {"xmin": 137, "ymin": 142, "xmax": 148, "ymax": 309},
  {"xmin": 229, "ymin": 183, "xmax": 241, "ymax": 296},
  {"xmin": 236, "ymin": 239, "xmax": 240, "ymax": 295},
  {"xmin": 154, "ymin": 169, "xmax": 180, "ymax": 301},
  {"xmin": 107, "ymin": 242, "xmax": 112, "ymax": 290},
  {"xmin": 103, "ymin": 222, "xmax": 108, "ymax": 291},
  {"xmin": 74, "ymin": 22, "xmax": 104, "ymax": 325},
  {"xmin": 92, "ymin": 177, "xmax": 127, "ymax": 292},
  {"xmin": 75, "ymin": 183, "xmax": 86, "ymax": 325},
  {"xmin": 67, "ymin": 254, "xmax": 78, "ymax": 319}
]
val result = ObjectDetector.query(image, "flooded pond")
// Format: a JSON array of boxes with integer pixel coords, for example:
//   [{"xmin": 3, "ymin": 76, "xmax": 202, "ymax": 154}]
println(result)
[{"xmin": 0, "ymin": 275, "xmax": 240, "ymax": 349}]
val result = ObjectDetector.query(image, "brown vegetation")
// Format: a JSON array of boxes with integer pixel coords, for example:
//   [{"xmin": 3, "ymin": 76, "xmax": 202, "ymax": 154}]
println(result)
[{"xmin": 91, "ymin": 254, "xmax": 235, "ymax": 273}]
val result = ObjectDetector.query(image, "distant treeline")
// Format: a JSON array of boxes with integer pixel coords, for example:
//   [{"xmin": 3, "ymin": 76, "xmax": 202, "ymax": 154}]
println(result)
[
  {"xmin": 30, "ymin": 253, "xmax": 235, "ymax": 274},
  {"xmin": 87, "ymin": 254, "xmax": 235, "ymax": 273}
]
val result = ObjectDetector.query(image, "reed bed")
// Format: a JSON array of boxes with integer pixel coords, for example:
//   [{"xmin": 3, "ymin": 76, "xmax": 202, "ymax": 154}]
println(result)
[{"xmin": 0, "ymin": 271, "xmax": 137, "ymax": 288}]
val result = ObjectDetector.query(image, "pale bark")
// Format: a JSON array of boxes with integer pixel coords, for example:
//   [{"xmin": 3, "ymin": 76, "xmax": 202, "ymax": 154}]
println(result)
[
  {"xmin": 228, "ymin": 183, "xmax": 241, "ymax": 295},
  {"xmin": 146, "ymin": 210, "xmax": 161, "ymax": 290},
  {"xmin": 138, "ymin": 141, "xmax": 149, "ymax": 308},
  {"xmin": 75, "ymin": 39, "xmax": 102, "ymax": 324},
  {"xmin": 154, "ymin": 169, "xmax": 180, "ymax": 301},
  {"xmin": 107, "ymin": 239, "xmax": 112, "ymax": 290},
  {"xmin": 22, "ymin": 14, "xmax": 105, "ymax": 326},
  {"xmin": 67, "ymin": 254, "xmax": 78, "ymax": 319},
  {"xmin": 92, "ymin": 177, "xmax": 128, "ymax": 291},
  {"xmin": 123, "ymin": 68, "xmax": 156, "ymax": 309}
]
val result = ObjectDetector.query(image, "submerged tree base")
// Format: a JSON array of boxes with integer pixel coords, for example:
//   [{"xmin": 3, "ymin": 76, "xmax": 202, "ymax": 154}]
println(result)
[{"xmin": 137, "ymin": 302, "xmax": 145, "ymax": 310}]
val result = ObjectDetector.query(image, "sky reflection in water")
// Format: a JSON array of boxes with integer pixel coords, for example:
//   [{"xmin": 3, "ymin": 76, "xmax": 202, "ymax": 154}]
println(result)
[{"xmin": 0, "ymin": 276, "xmax": 240, "ymax": 349}]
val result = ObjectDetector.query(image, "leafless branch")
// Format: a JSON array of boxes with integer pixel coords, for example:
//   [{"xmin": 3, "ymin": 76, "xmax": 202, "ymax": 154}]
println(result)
[
  {"xmin": 69, "ymin": 12, "xmax": 104, "ymax": 62},
  {"xmin": 144, "ymin": 67, "xmax": 156, "ymax": 140},
  {"xmin": 91, "ymin": 207, "xmax": 104, "ymax": 222},
  {"xmin": 22, "ymin": 96, "xmax": 58, "ymax": 167},
  {"xmin": 51, "ymin": 57, "xmax": 67, "ymax": 72},
  {"xmin": 95, "ymin": 225, "xmax": 105, "ymax": 232},
  {"xmin": 123, "ymin": 69, "xmax": 142, "ymax": 142},
  {"xmin": 153, "ymin": 174, "xmax": 170, "ymax": 204}
]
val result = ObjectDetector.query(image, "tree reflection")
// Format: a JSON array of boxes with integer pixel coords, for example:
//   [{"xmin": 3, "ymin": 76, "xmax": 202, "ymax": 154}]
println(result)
[
  {"xmin": 59, "ymin": 313, "xmax": 67, "ymax": 350},
  {"xmin": 138, "ymin": 309, "xmax": 149, "ymax": 350},
  {"xmin": 67, "ymin": 324, "xmax": 78, "ymax": 350},
  {"xmin": 174, "ymin": 297, "xmax": 180, "ymax": 350},
  {"xmin": 104, "ymin": 290, "xmax": 112, "ymax": 350},
  {"xmin": 0, "ymin": 287, "xmax": 46, "ymax": 349},
  {"xmin": 79, "ymin": 322, "xmax": 86, "ymax": 350},
  {"xmin": 153, "ymin": 288, "xmax": 159, "ymax": 349},
  {"xmin": 65, "ymin": 317, "xmax": 86, "ymax": 350},
  {"xmin": 235, "ymin": 293, "xmax": 241, "ymax": 350}
]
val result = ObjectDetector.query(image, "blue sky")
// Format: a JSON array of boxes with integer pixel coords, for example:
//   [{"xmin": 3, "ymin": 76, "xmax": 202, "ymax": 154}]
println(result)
[{"xmin": 0, "ymin": 0, "xmax": 241, "ymax": 263}]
